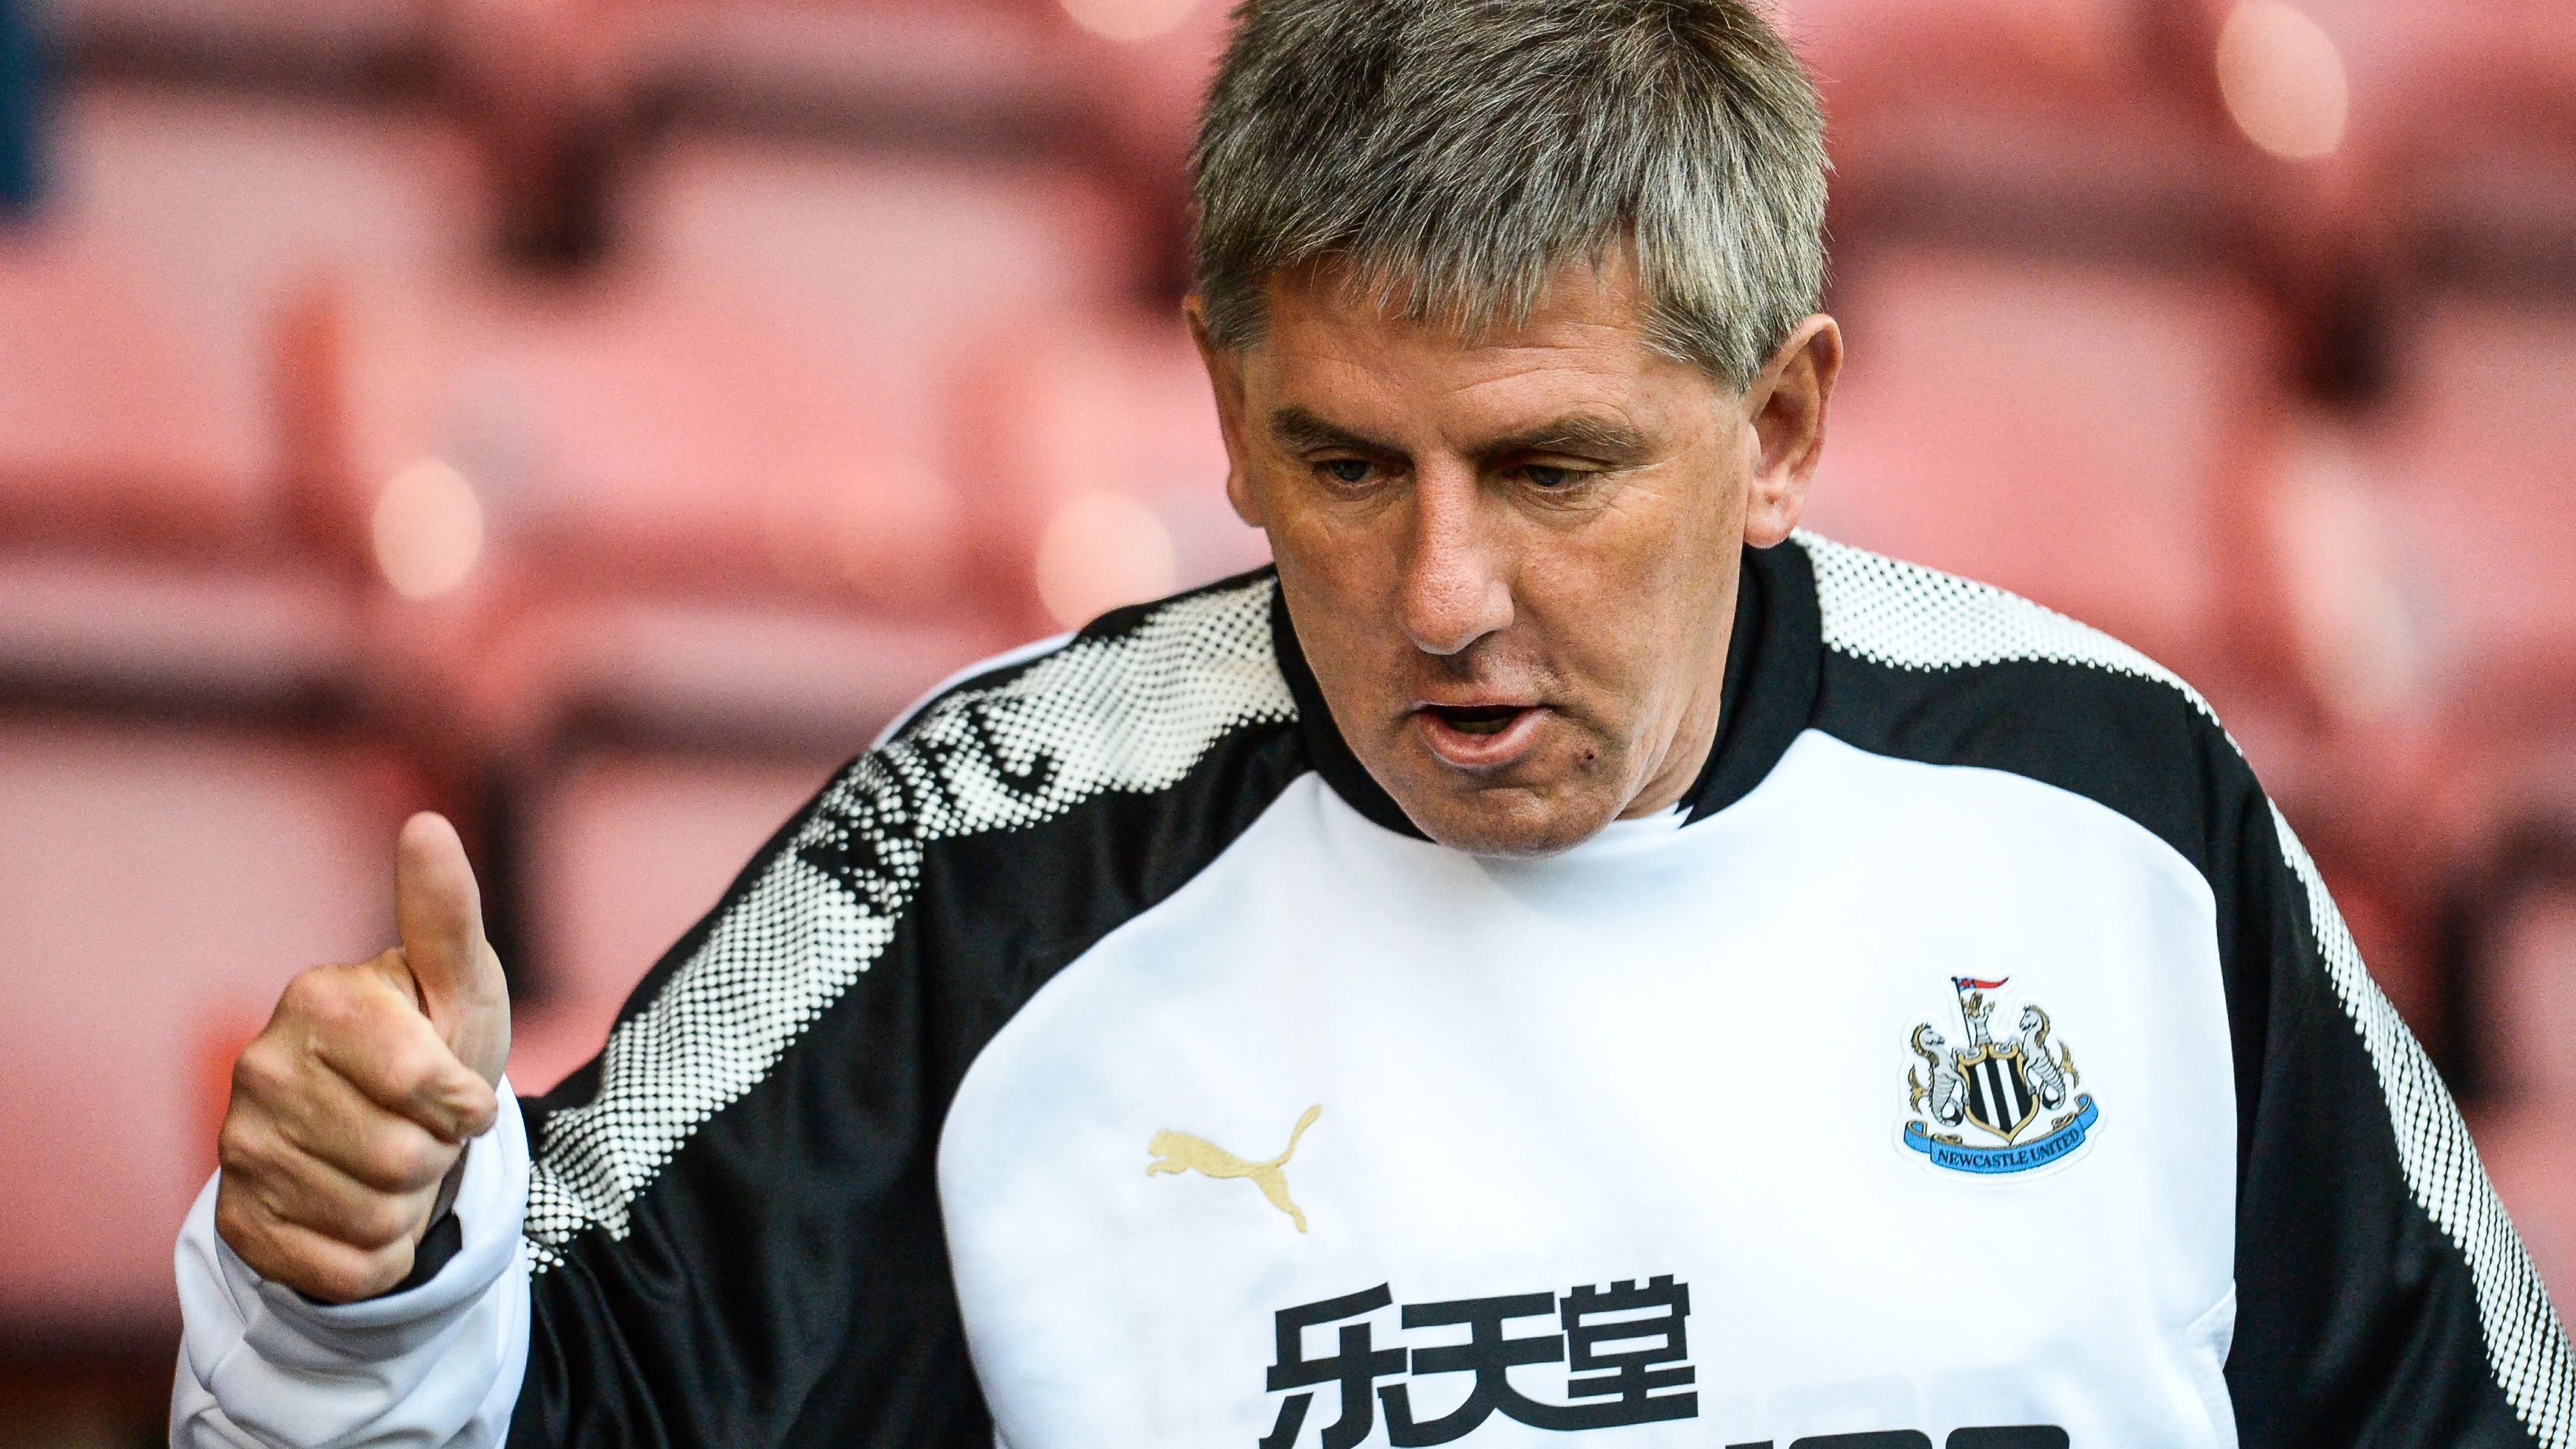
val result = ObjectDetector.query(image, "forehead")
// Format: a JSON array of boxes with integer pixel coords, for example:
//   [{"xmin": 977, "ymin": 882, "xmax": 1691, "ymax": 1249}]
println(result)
[
  {"xmin": 1244, "ymin": 255, "xmax": 1727, "ymax": 435},
  {"xmin": 1260, "ymin": 252, "xmax": 1654, "ymax": 363}
]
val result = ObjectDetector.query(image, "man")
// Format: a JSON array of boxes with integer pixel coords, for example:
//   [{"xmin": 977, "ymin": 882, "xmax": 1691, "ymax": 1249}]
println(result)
[{"xmin": 175, "ymin": 0, "xmax": 2571, "ymax": 1444}]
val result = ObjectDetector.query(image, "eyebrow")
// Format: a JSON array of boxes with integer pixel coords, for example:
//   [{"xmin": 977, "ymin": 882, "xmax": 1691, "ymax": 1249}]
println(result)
[
  {"xmin": 1269, "ymin": 406, "xmax": 1395, "ymax": 457},
  {"xmin": 1267, "ymin": 406, "xmax": 1652, "ymax": 464},
  {"xmin": 1479, "ymin": 414, "xmax": 1652, "ymax": 462}
]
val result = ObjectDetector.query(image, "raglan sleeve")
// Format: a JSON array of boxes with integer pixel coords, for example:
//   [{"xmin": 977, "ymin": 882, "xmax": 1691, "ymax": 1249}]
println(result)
[
  {"xmin": 171, "ymin": 736, "xmax": 996, "ymax": 1449},
  {"xmin": 2221, "ymin": 773, "xmax": 2576, "ymax": 1446},
  {"xmin": 498, "ymin": 748, "xmax": 995, "ymax": 1449}
]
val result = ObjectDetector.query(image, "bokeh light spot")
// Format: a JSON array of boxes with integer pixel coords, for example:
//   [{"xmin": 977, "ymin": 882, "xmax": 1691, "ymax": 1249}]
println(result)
[
  {"xmin": 1060, "ymin": 0, "xmax": 1197, "ymax": 43},
  {"xmin": 1035, "ymin": 493, "xmax": 1177, "ymax": 627},
  {"xmin": 2217, "ymin": 0, "xmax": 2350, "ymax": 161},
  {"xmin": 372, "ymin": 459, "xmax": 485, "ymax": 599}
]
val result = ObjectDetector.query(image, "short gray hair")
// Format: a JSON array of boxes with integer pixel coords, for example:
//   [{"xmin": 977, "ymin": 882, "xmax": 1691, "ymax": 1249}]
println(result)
[{"xmin": 1191, "ymin": 0, "xmax": 1828, "ymax": 389}]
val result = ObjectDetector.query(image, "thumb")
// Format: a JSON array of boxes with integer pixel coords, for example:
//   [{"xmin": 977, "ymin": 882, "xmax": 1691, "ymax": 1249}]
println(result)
[{"xmin": 395, "ymin": 811, "xmax": 510, "ymax": 1086}]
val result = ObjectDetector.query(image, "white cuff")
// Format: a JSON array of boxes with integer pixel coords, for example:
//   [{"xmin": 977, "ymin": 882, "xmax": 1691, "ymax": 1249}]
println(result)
[{"xmin": 171, "ymin": 1080, "xmax": 534, "ymax": 1449}]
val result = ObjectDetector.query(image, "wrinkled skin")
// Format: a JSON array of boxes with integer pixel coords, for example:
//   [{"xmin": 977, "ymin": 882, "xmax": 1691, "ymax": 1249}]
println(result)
[{"xmin": 1191, "ymin": 254, "xmax": 1842, "ymax": 856}]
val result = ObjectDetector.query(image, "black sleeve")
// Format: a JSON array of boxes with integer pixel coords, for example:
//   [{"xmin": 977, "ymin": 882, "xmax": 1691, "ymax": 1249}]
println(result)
[
  {"xmin": 504, "ymin": 757, "xmax": 993, "ymax": 1449},
  {"xmin": 2223, "ymin": 776, "xmax": 2575, "ymax": 1445},
  {"xmin": 497, "ymin": 573, "xmax": 1305, "ymax": 1449}
]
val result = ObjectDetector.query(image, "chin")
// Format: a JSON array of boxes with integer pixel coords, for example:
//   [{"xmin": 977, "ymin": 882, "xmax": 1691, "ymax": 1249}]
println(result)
[{"xmin": 1395, "ymin": 784, "xmax": 1625, "ymax": 860}]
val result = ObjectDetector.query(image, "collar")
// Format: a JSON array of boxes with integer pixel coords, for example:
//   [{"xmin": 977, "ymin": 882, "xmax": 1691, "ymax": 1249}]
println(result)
[{"xmin": 1269, "ymin": 540, "xmax": 1823, "ymax": 840}]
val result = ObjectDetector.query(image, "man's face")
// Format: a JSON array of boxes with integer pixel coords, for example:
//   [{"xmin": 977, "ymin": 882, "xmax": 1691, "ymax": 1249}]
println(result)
[{"xmin": 1193, "ymin": 254, "xmax": 1840, "ymax": 857}]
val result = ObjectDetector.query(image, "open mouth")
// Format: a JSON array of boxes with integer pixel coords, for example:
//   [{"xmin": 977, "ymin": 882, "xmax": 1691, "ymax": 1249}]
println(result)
[{"xmin": 1426, "ymin": 704, "xmax": 1529, "ymax": 736}]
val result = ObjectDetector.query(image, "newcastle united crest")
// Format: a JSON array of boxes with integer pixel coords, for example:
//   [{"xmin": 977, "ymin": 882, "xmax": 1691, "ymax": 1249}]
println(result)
[{"xmin": 1902, "ymin": 977, "xmax": 2099, "ymax": 1175}]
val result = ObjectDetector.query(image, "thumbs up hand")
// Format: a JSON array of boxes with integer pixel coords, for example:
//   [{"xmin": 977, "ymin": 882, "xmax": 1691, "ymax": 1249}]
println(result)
[{"xmin": 214, "ymin": 813, "xmax": 514, "ymax": 1303}]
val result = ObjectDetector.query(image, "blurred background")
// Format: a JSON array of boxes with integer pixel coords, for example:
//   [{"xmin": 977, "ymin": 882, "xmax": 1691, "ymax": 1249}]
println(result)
[{"xmin": 0, "ymin": 0, "xmax": 2570, "ymax": 1439}]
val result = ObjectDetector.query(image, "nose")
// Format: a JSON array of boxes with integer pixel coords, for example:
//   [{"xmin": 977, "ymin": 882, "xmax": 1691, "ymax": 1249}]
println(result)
[{"xmin": 1397, "ymin": 469, "xmax": 1513, "ymax": 657}]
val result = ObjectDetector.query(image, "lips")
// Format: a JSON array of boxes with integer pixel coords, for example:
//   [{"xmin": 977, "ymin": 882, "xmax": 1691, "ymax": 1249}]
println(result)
[{"xmin": 1413, "ymin": 701, "xmax": 1547, "ymax": 769}]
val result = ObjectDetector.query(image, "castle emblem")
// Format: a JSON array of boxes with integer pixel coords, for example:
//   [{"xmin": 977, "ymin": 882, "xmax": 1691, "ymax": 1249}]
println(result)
[{"xmin": 1902, "ymin": 978, "xmax": 2098, "ymax": 1175}]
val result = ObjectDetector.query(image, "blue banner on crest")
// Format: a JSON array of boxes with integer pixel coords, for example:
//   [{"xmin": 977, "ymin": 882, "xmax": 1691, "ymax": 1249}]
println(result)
[{"xmin": 1905, "ymin": 1095, "xmax": 2098, "ymax": 1175}]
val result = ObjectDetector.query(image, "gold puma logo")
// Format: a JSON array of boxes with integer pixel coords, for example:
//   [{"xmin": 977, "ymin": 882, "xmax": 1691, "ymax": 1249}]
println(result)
[{"xmin": 1145, "ymin": 1105, "xmax": 1323, "ymax": 1232}]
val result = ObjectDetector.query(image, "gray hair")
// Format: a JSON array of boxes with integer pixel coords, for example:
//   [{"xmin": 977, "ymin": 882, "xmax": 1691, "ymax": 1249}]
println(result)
[{"xmin": 1191, "ymin": 0, "xmax": 1828, "ymax": 390}]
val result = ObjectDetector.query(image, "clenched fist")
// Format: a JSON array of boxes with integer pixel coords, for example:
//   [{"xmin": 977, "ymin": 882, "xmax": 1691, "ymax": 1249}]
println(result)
[{"xmin": 214, "ymin": 812, "xmax": 512, "ymax": 1303}]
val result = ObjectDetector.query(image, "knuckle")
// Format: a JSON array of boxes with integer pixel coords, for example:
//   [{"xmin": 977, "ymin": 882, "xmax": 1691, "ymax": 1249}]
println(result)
[
  {"xmin": 215, "ymin": 1116, "xmax": 257, "ymax": 1176},
  {"xmin": 340, "ymin": 1115, "xmax": 440, "ymax": 1189},
  {"xmin": 307, "ymin": 1258, "xmax": 376, "ymax": 1305},
  {"xmin": 343, "ymin": 1195, "xmax": 415, "ymax": 1252},
  {"xmin": 375, "ymin": 1130, "xmax": 448, "ymax": 1190},
  {"xmin": 378, "ymin": 1037, "xmax": 441, "ymax": 1089},
  {"xmin": 300, "ymin": 966, "xmax": 396, "ymax": 1035},
  {"xmin": 354, "ymin": 1242, "xmax": 414, "ymax": 1299},
  {"xmin": 231, "ymin": 1038, "xmax": 292, "ymax": 1098},
  {"xmin": 276, "ymin": 967, "xmax": 342, "ymax": 1019},
  {"xmin": 213, "ymin": 1192, "xmax": 267, "ymax": 1254},
  {"xmin": 217, "ymin": 1114, "xmax": 283, "ymax": 1180}
]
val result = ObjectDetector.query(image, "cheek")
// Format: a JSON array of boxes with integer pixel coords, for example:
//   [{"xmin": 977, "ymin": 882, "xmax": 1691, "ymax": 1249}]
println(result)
[
  {"xmin": 1269, "ymin": 482, "xmax": 1412, "ymax": 604},
  {"xmin": 1268, "ymin": 506, "xmax": 1372, "ymax": 613},
  {"xmin": 1533, "ymin": 490, "xmax": 1728, "ymax": 640}
]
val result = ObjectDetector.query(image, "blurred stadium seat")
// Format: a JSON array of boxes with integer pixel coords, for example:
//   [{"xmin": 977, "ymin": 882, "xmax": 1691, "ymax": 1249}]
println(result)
[
  {"xmin": 0, "ymin": 228, "xmax": 263, "ymax": 548},
  {"xmin": 1789, "ymin": 0, "xmax": 2250, "ymax": 270},
  {"xmin": 0, "ymin": 716, "xmax": 417, "ymax": 1337},
  {"xmin": 961, "ymin": 312, "xmax": 1267, "ymax": 629},
  {"xmin": 48, "ymin": 80, "xmax": 488, "ymax": 481},
  {"xmin": 1803, "ymin": 247, "xmax": 2292, "ymax": 684},
  {"xmin": 0, "ymin": 224, "xmax": 370, "ymax": 713},
  {"xmin": 2373, "ymin": 297, "xmax": 2576, "ymax": 713},
  {"xmin": 0, "ymin": 552, "xmax": 364, "ymax": 711},
  {"xmin": 340, "ymin": 271, "xmax": 967, "ymax": 604},
  {"xmin": 621, "ymin": 132, "xmax": 1136, "ymax": 397}
]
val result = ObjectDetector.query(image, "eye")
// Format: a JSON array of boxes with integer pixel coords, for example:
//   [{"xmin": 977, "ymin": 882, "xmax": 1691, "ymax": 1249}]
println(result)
[
  {"xmin": 1521, "ymin": 464, "xmax": 1582, "ymax": 490},
  {"xmin": 1318, "ymin": 458, "xmax": 1374, "ymax": 485}
]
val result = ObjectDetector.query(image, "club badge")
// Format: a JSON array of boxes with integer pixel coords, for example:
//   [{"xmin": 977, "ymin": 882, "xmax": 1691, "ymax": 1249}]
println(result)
[{"xmin": 1902, "ymin": 977, "xmax": 2098, "ymax": 1175}]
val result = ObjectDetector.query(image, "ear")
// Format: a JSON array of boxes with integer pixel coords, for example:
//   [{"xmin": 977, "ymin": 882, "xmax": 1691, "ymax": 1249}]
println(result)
[
  {"xmin": 1185, "ymin": 296, "xmax": 1265, "ymax": 530},
  {"xmin": 1740, "ymin": 314, "xmax": 1842, "ymax": 548}
]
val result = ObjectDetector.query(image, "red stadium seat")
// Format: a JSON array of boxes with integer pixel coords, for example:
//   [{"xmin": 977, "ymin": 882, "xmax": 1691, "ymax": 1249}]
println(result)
[
  {"xmin": 2371, "ymin": 298, "xmax": 2576, "ymax": 720},
  {"xmin": 0, "ymin": 226, "xmax": 368, "ymax": 710},
  {"xmin": 47, "ymin": 80, "xmax": 489, "ymax": 490},
  {"xmin": 0, "ymin": 720, "xmax": 419, "ymax": 1337},
  {"xmin": 326, "ymin": 135, "xmax": 1143, "ymax": 616},
  {"xmin": 959, "ymin": 312, "xmax": 1268, "ymax": 631},
  {"xmin": 0, "ymin": 82, "xmax": 483, "ymax": 711},
  {"xmin": 1803, "ymin": 247, "xmax": 2292, "ymax": 681},
  {"xmin": 0, "ymin": 551, "xmax": 366, "ymax": 709},
  {"xmin": 623, "ymin": 135, "xmax": 1137, "ymax": 388},
  {"xmin": 0, "ymin": 231, "xmax": 264, "ymax": 549},
  {"xmin": 340, "ymin": 275, "xmax": 965, "ymax": 606}
]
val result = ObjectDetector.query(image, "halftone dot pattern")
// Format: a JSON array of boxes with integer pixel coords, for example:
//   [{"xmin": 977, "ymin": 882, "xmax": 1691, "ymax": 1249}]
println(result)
[
  {"xmin": 2273, "ymin": 804, "xmax": 2575, "ymax": 1445},
  {"xmin": 523, "ymin": 578, "xmax": 1295, "ymax": 1269},
  {"xmin": 1798, "ymin": 530, "xmax": 2216, "ymax": 721},
  {"xmin": 1799, "ymin": 529, "xmax": 2571, "ymax": 1438}
]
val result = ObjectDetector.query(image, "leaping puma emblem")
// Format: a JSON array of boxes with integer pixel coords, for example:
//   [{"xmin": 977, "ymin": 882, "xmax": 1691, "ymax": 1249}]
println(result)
[{"xmin": 1145, "ymin": 1105, "xmax": 1322, "ymax": 1232}]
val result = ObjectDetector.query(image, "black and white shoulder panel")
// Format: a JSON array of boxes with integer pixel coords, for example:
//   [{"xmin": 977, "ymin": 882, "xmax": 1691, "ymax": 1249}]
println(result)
[
  {"xmin": 1793, "ymin": 532, "xmax": 2576, "ymax": 1448},
  {"xmin": 513, "ymin": 569, "xmax": 1311, "ymax": 1448}
]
